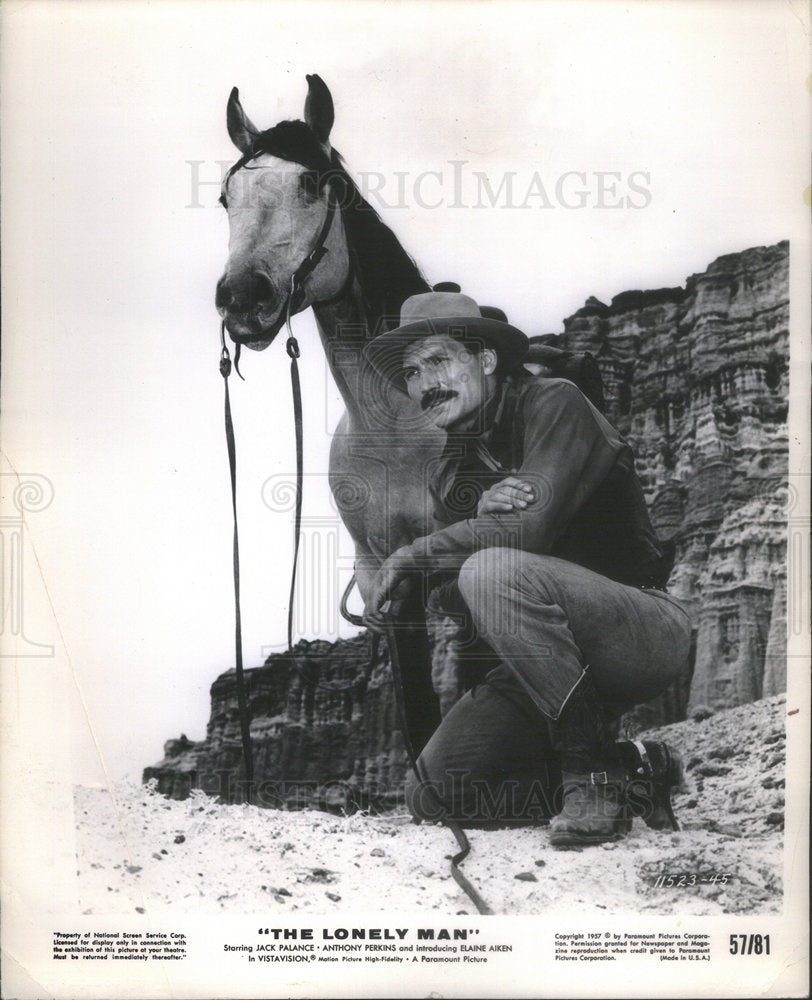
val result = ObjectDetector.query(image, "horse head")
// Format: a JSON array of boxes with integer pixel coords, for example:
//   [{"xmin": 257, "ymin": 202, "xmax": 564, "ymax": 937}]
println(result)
[
  {"xmin": 214, "ymin": 75, "xmax": 441, "ymax": 581},
  {"xmin": 216, "ymin": 75, "xmax": 351, "ymax": 349}
]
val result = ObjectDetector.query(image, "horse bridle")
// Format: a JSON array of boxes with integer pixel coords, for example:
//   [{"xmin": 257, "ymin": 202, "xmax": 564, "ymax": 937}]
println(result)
[
  {"xmin": 223, "ymin": 185, "xmax": 340, "ymax": 355},
  {"xmin": 219, "ymin": 167, "xmax": 340, "ymax": 802}
]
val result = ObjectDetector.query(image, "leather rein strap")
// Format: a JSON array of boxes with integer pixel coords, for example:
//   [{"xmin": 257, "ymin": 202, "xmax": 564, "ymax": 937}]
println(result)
[
  {"xmin": 381, "ymin": 615, "xmax": 493, "ymax": 916},
  {"xmin": 217, "ymin": 190, "xmax": 337, "ymax": 803},
  {"xmin": 219, "ymin": 322, "xmax": 255, "ymax": 803},
  {"xmin": 284, "ymin": 318, "xmax": 304, "ymax": 654},
  {"xmin": 282, "ymin": 188, "xmax": 338, "ymax": 651}
]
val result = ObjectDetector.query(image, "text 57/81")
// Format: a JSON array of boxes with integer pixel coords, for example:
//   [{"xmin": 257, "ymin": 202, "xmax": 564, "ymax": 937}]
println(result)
[{"xmin": 730, "ymin": 934, "xmax": 770, "ymax": 955}]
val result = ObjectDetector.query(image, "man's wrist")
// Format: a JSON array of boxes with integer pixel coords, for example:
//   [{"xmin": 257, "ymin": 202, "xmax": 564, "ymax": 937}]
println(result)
[
  {"xmin": 392, "ymin": 544, "xmax": 421, "ymax": 571},
  {"xmin": 400, "ymin": 538, "xmax": 430, "ymax": 569}
]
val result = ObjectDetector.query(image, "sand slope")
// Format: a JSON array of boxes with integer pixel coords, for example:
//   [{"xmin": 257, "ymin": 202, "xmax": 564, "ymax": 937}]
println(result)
[{"xmin": 74, "ymin": 696, "xmax": 786, "ymax": 917}]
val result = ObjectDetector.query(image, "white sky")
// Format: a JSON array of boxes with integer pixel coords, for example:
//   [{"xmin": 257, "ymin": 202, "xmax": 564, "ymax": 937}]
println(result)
[{"xmin": 1, "ymin": 0, "xmax": 809, "ymax": 786}]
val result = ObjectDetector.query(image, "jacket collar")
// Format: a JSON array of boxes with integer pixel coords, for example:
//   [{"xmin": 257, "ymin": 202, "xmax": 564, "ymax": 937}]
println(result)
[{"xmin": 440, "ymin": 376, "xmax": 528, "ymax": 470}]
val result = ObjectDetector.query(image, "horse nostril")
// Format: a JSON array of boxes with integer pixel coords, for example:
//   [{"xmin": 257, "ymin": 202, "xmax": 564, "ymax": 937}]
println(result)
[
  {"xmin": 217, "ymin": 270, "xmax": 276, "ymax": 314},
  {"xmin": 215, "ymin": 277, "xmax": 233, "ymax": 309},
  {"xmin": 249, "ymin": 270, "xmax": 274, "ymax": 306}
]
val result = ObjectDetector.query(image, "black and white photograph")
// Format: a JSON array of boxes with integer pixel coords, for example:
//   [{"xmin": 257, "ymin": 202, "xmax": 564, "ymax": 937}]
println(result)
[{"xmin": 1, "ymin": 1, "xmax": 809, "ymax": 997}]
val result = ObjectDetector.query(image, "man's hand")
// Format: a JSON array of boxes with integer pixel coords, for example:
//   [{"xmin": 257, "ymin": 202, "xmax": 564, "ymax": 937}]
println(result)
[
  {"xmin": 363, "ymin": 546, "xmax": 420, "ymax": 628},
  {"xmin": 477, "ymin": 476, "xmax": 536, "ymax": 515}
]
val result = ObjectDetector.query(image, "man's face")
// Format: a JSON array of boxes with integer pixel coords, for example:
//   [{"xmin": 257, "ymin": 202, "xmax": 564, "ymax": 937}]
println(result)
[{"xmin": 400, "ymin": 334, "xmax": 497, "ymax": 431}]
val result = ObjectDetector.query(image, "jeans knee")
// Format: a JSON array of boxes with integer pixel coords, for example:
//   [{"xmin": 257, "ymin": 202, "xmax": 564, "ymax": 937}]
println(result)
[
  {"xmin": 458, "ymin": 547, "xmax": 515, "ymax": 614},
  {"xmin": 459, "ymin": 548, "xmax": 564, "ymax": 627}
]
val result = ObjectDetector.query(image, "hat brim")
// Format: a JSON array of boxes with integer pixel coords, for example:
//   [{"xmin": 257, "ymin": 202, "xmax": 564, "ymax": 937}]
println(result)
[{"xmin": 364, "ymin": 316, "xmax": 529, "ymax": 391}]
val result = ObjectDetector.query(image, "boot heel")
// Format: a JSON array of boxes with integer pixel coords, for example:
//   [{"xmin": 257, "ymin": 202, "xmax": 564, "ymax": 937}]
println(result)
[
  {"xmin": 648, "ymin": 744, "xmax": 683, "ymax": 832},
  {"xmin": 620, "ymin": 740, "xmax": 683, "ymax": 833}
]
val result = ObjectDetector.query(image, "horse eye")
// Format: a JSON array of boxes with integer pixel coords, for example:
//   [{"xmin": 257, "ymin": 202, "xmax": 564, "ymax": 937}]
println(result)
[{"xmin": 299, "ymin": 171, "xmax": 320, "ymax": 199}]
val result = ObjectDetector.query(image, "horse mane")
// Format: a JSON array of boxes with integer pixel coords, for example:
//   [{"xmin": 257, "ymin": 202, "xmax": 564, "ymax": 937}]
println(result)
[
  {"xmin": 327, "ymin": 149, "xmax": 430, "ymax": 330},
  {"xmin": 250, "ymin": 120, "xmax": 430, "ymax": 330}
]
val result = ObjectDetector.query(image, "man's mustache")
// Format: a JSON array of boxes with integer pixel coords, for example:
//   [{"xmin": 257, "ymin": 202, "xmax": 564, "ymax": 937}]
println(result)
[{"xmin": 421, "ymin": 388, "xmax": 458, "ymax": 411}]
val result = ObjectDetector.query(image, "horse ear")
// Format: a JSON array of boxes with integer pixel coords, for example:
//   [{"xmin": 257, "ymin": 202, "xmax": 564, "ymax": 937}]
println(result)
[
  {"xmin": 304, "ymin": 74, "xmax": 334, "ymax": 146},
  {"xmin": 227, "ymin": 87, "xmax": 260, "ymax": 153}
]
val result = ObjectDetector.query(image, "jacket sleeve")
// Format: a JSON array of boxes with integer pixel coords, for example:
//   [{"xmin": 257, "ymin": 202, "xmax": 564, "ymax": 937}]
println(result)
[{"xmin": 405, "ymin": 380, "xmax": 625, "ymax": 572}]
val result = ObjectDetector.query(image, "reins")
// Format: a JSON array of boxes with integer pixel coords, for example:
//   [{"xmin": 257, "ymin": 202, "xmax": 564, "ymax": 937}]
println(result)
[
  {"xmin": 218, "ymin": 188, "xmax": 337, "ymax": 801},
  {"xmin": 284, "ymin": 294, "xmax": 304, "ymax": 657},
  {"xmin": 282, "ymin": 187, "xmax": 339, "ymax": 652},
  {"xmin": 219, "ymin": 323, "xmax": 255, "ymax": 803},
  {"xmin": 311, "ymin": 584, "xmax": 493, "ymax": 914},
  {"xmin": 379, "ymin": 614, "xmax": 493, "ymax": 916}
]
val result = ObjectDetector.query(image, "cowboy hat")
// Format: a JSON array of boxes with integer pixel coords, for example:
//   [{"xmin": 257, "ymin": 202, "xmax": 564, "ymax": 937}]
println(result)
[{"xmin": 364, "ymin": 291, "xmax": 528, "ymax": 390}]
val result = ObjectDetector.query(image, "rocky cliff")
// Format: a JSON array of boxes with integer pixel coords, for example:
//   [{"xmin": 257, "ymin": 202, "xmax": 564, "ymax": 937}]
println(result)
[
  {"xmin": 143, "ymin": 633, "xmax": 407, "ymax": 809},
  {"xmin": 553, "ymin": 241, "xmax": 789, "ymax": 719},
  {"xmin": 145, "ymin": 241, "xmax": 790, "ymax": 805}
]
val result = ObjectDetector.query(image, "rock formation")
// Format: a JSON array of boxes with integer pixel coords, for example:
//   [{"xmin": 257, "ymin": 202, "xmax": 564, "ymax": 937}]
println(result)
[
  {"xmin": 143, "ymin": 633, "xmax": 406, "ymax": 808},
  {"xmin": 145, "ymin": 241, "xmax": 790, "ymax": 806},
  {"xmin": 552, "ymin": 241, "xmax": 789, "ymax": 720}
]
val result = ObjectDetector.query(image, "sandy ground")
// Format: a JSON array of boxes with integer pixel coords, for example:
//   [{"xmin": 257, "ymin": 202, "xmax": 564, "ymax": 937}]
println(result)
[{"xmin": 74, "ymin": 696, "xmax": 786, "ymax": 917}]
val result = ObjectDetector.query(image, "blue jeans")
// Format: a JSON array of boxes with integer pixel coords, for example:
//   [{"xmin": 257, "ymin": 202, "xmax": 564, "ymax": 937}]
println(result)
[{"xmin": 406, "ymin": 550, "xmax": 692, "ymax": 825}]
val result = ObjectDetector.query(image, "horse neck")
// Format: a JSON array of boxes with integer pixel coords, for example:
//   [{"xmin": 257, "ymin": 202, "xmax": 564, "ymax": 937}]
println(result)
[
  {"xmin": 312, "ymin": 279, "xmax": 378, "ymax": 428},
  {"xmin": 311, "ymin": 180, "xmax": 429, "ymax": 427}
]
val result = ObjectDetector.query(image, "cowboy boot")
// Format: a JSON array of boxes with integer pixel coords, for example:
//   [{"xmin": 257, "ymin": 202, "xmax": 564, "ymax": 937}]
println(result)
[
  {"xmin": 617, "ymin": 739, "xmax": 685, "ymax": 832},
  {"xmin": 548, "ymin": 675, "xmax": 631, "ymax": 848}
]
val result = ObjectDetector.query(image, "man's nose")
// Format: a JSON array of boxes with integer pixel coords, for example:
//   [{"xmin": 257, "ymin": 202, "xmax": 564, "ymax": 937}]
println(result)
[
  {"xmin": 419, "ymin": 371, "xmax": 444, "ymax": 393},
  {"xmin": 418, "ymin": 383, "xmax": 444, "ymax": 406}
]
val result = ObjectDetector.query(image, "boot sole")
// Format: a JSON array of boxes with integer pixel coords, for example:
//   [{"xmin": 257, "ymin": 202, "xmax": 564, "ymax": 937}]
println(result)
[{"xmin": 549, "ymin": 828, "xmax": 627, "ymax": 848}]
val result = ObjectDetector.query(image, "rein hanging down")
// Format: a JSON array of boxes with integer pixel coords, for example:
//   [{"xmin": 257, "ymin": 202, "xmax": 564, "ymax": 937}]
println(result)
[{"xmin": 217, "ymin": 170, "xmax": 340, "ymax": 799}]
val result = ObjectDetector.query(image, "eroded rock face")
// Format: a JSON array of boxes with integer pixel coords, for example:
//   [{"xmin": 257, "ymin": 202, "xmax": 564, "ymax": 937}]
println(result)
[
  {"xmin": 145, "ymin": 242, "xmax": 789, "ymax": 805},
  {"xmin": 554, "ymin": 241, "xmax": 789, "ymax": 719},
  {"xmin": 143, "ymin": 633, "xmax": 409, "ymax": 809}
]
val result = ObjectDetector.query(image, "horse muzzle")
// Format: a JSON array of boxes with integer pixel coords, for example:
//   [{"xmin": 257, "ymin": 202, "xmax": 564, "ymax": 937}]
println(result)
[
  {"xmin": 216, "ymin": 295, "xmax": 288, "ymax": 350},
  {"xmin": 220, "ymin": 310, "xmax": 288, "ymax": 350},
  {"xmin": 216, "ymin": 268, "xmax": 308, "ymax": 349}
]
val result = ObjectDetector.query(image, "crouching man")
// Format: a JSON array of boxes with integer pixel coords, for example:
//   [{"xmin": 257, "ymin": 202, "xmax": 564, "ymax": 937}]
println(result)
[{"xmin": 362, "ymin": 291, "xmax": 691, "ymax": 847}]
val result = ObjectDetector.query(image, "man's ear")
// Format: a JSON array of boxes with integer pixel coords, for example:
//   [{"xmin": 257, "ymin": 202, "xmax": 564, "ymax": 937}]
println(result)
[{"xmin": 480, "ymin": 347, "xmax": 498, "ymax": 376}]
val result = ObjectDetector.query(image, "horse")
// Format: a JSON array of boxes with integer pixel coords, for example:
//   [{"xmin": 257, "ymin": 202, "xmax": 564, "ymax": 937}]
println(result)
[{"xmin": 215, "ymin": 74, "xmax": 446, "ymax": 604}]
